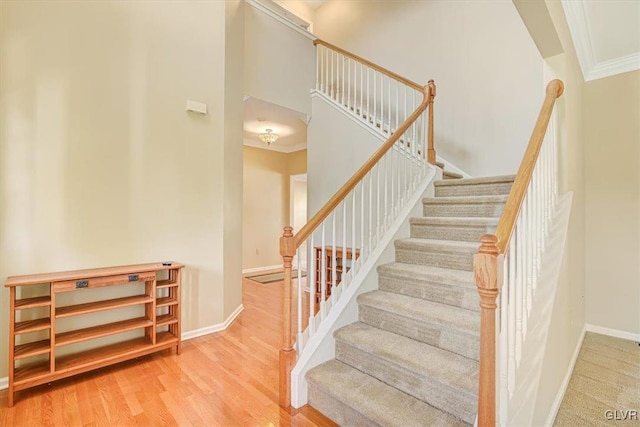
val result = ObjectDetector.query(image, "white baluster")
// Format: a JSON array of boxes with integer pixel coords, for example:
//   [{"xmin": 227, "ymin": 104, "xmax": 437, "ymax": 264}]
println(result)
[
  {"xmin": 296, "ymin": 247, "xmax": 304, "ymax": 352},
  {"xmin": 347, "ymin": 59, "xmax": 351, "ymax": 110},
  {"xmin": 352, "ymin": 191, "xmax": 357, "ymax": 274},
  {"xmin": 384, "ymin": 152, "xmax": 389, "ymax": 228},
  {"xmin": 331, "ymin": 212, "xmax": 337, "ymax": 306},
  {"xmin": 373, "ymin": 72, "xmax": 377, "ymax": 125},
  {"xmin": 320, "ymin": 224, "xmax": 327, "ymax": 319},
  {"xmin": 360, "ymin": 181, "xmax": 365, "ymax": 260},
  {"xmin": 341, "ymin": 55, "xmax": 345, "ymax": 106},
  {"xmin": 395, "ymin": 81, "xmax": 399, "ymax": 132},
  {"xmin": 376, "ymin": 163, "xmax": 380, "ymax": 242},
  {"xmin": 368, "ymin": 172, "xmax": 373, "ymax": 254},
  {"xmin": 308, "ymin": 234, "xmax": 316, "ymax": 335},
  {"xmin": 316, "ymin": 47, "xmax": 319, "ymax": 91},
  {"xmin": 508, "ymin": 235, "xmax": 516, "ymax": 395},
  {"xmin": 499, "ymin": 251, "xmax": 509, "ymax": 423},
  {"xmin": 388, "ymin": 77, "xmax": 391, "ymax": 133},
  {"xmin": 360, "ymin": 63, "xmax": 364, "ymax": 118},
  {"xmin": 515, "ymin": 209, "xmax": 524, "ymax": 365},
  {"xmin": 342, "ymin": 201, "xmax": 347, "ymax": 289}
]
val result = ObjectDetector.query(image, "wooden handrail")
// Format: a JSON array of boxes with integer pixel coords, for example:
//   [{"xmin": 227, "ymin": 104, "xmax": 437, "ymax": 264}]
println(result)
[
  {"xmin": 314, "ymin": 39, "xmax": 423, "ymax": 92},
  {"xmin": 474, "ymin": 78, "xmax": 564, "ymax": 426},
  {"xmin": 494, "ymin": 79, "xmax": 564, "ymax": 254},
  {"xmin": 292, "ymin": 85, "xmax": 430, "ymax": 248}
]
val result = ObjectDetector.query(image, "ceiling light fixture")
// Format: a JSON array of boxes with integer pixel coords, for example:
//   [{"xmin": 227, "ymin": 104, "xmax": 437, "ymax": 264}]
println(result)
[{"xmin": 259, "ymin": 129, "xmax": 279, "ymax": 145}]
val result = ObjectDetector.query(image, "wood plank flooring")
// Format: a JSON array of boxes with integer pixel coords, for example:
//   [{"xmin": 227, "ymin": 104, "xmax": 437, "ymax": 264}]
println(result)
[
  {"xmin": 0, "ymin": 274, "xmax": 336, "ymax": 426},
  {"xmin": 554, "ymin": 332, "xmax": 640, "ymax": 426}
]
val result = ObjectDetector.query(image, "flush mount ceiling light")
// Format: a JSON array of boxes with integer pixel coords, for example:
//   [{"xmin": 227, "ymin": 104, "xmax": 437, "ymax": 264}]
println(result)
[{"xmin": 259, "ymin": 129, "xmax": 279, "ymax": 145}]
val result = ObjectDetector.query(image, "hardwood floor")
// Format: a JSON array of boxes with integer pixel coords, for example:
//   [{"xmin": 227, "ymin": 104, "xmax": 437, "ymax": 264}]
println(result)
[{"xmin": 0, "ymin": 274, "xmax": 336, "ymax": 426}]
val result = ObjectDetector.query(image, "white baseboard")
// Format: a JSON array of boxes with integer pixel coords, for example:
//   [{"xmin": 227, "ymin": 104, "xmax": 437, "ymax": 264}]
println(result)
[
  {"xmin": 545, "ymin": 325, "xmax": 586, "ymax": 426},
  {"xmin": 242, "ymin": 265, "xmax": 281, "ymax": 274},
  {"xmin": 585, "ymin": 323, "xmax": 640, "ymax": 342},
  {"xmin": 0, "ymin": 305, "xmax": 245, "ymax": 392},
  {"xmin": 182, "ymin": 304, "xmax": 244, "ymax": 341}
]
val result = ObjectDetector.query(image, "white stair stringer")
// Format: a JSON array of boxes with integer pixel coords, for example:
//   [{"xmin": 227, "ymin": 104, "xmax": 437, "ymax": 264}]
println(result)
[{"xmin": 290, "ymin": 165, "xmax": 439, "ymax": 408}]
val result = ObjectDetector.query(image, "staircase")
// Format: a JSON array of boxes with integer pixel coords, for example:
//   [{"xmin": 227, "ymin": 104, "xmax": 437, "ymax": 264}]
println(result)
[{"xmin": 306, "ymin": 175, "xmax": 516, "ymax": 426}]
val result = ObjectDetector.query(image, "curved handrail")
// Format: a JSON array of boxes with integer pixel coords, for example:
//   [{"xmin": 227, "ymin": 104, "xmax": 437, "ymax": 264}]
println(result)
[
  {"xmin": 293, "ymin": 84, "xmax": 430, "ymax": 248},
  {"xmin": 314, "ymin": 39, "xmax": 423, "ymax": 92},
  {"xmin": 494, "ymin": 79, "xmax": 564, "ymax": 254}
]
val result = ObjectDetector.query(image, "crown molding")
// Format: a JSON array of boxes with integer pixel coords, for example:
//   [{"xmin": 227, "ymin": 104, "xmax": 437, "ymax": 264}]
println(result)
[
  {"xmin": 246, "ymin": 0, "xmax": 316, "ymax": 41},
  {"xmin": 562, "ymin": 0, "xmax": 640, "ymax": 81}
]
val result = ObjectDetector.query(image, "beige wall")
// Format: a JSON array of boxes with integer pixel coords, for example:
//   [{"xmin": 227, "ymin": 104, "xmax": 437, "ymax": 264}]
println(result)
[
  {"xmin": 244, "ymin": 4, "xmax": 316, "ymax": 115},
  {"xmin": 314, "ymin": 0, "xmax": 544, "ymax": 177},
  {"xmin": 0, "ymin": 1, "xmax": 243, "ymax": 377},
  {"xmin": 531, "ymin": 1, "xmax": 587, "ymax": 423},
  {"xmin": 584, "ymin": 70, "xmax": 640, "ymax": 335},
  {"xmin": 243, "ymin": 147, "xmax": 307, "ymax": 269}
]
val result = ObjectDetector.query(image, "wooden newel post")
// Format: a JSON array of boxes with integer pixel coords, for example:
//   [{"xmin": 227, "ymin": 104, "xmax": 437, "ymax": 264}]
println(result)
[
  {"xmin": 279, "ymin": 226, "xmax": 296, "ymax": 408},
  {"xmin": 427, "ymin": 79, "xmax": 437, "ymax": 165},
  {"xmin": 474, "ymin": 234, "xmax": 500, "ymax": 426}
]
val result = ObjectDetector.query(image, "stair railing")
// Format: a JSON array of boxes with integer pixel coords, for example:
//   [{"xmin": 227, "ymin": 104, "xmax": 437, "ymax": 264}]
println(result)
[
  {"xmin": 314, "ymin": 39, "xmax": 437, "ymax": 164},
  {"xmin": 279, "ymin": 40, "xmax": 437, "ymax": 407},
  {"xmin": 474, "ymin": 79, "xmax": 564, "ymax": 425}
]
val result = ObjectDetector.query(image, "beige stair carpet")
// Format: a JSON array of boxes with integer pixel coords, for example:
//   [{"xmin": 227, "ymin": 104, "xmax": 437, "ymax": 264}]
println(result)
[{"xmin": 307, "ymin": 174, "xmax": 515, "ymax": 426}]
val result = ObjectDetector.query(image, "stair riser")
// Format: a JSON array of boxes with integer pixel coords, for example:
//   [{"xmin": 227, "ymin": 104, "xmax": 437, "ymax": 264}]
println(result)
[
  {"xmin": 435, "ymin": 182, "xmax": 513, "ymax": 197},
  {"xmin": 308, "ymin": 383, "xmax": 381, "ymax": 427},
  {"xmin": 411, "ymin": 223, "xmax": 496, "ymax": 242},
  {"xmin": 378, "ymin": 274, "xmax": 479, "ymax": 312},
  {"xmin": 395, "ymin": 247, "xmax": 475, "ymax": 271},
  {"xmin": 423, "ymin": 201, "xmax": 505, "ymax": 218},
  {"xmin": 359, "ymin": 305, "xmax": 479, "ymax": 361},
  {"xmin": 336, "ymin": 341, "xmax": 477, "ymax": 424}
]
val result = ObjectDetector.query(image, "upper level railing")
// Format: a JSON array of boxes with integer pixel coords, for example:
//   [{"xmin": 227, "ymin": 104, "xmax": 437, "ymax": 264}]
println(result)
[
  {"xmin": 473, "ymin": 79, "xmax": 564, "ymax": 425},
  {"xmin": 278, "ymin": 39, "xmax": 437, "ymax": 407}
]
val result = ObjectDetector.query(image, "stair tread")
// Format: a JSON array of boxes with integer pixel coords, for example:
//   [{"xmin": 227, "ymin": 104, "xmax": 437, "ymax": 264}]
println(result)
[
  {"xmin": 358, "ymin": 290, "xmax": 480, "ymax": 334},
  {"xmin": 377, "ymin": 262, "xmax": 474, "ymax": 288},
  {"xmin": 336, "ymin": 322, "xmax": 478, "ymax": 395},
  {"xmin": 410, "ymin": 216, "xmax": 499, "ymax": 226},
  {"xmin": 423, "ymin": 194, "xmax": 509, "ymax": 204},
  {"xmin": 434, "ymin": 174, "xmax": 516, "ymax": 187},
  {"xmin": 395, "ymin": 238, "xmax": 479, "ymax": 251},
  {"xmin": 307, "ymin": 359, "xmax": 469, "ymax": 427},
  {"xmin": 443, "ymin": 171, "xmax": 464, "ymax": 179}
]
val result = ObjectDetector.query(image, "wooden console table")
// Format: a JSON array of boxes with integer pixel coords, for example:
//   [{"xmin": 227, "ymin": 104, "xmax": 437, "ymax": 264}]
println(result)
[{"xmin": 5, "ymin": 261, "xmax": 184, "ymax": 406}]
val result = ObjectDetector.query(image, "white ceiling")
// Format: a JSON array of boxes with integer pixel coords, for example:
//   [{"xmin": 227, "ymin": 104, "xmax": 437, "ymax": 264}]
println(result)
[
  {"xmin": 243, "ymin": 97, "xmax": 308, "ymax": 153},
  {"xmin": 562, "ymin": 0, "xmax": 640, "ymax": 81}
]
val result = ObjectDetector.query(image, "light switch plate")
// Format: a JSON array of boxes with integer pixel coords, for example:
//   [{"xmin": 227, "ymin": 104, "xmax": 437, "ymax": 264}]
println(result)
[{"xmin": 186, "ymin": 100, "xmax": 207, "ymax": 114}]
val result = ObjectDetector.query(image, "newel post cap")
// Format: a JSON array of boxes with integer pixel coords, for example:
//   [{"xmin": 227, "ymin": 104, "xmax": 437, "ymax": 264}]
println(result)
[
  {"xmin": 280, "ymin": 226, "xmax": 296, "ymax": 257},
  {"xmin": 546, "ymin": 79, "xmax": 564, "ymax": 97}
]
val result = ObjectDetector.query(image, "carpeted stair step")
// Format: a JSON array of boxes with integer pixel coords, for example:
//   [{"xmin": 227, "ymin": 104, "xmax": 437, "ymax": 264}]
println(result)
[
  {"xmin": 395, "ymin": 238, "xmax": 478, "ymax": 271},
  {"xmin": 357, "ymin": 290, "xmax": 479, "ymax": 360},
  {"xmin": 434, "ymin": 174, "xmax": 515, "ymax": 197},
  {"xmin": 423, "ymin": 194, "xmax": 508, "ymax": 217},
  {"xmin": 443, "ymin": 170, "xmax": 464, "ymax": 180},
  {"xmin": 377, "ymin": 262, "xmax": 478, "ymax": 311},
  {"xmin": 334, "ymin": 323, "xmax": 478, "ymax": 424},
  {"xmin": 410, "ymin": 216, "xmax": 498, "ymax": 242},
  {"xmin": 307, "ymin": 359, "xmax": 468, "ymax": 427}
]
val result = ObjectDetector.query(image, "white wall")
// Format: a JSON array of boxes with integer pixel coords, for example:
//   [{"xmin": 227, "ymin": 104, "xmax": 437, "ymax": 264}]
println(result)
[
  {"xmin": 244, "ymin": 3, "xmax": 316, "ymax": 115},
  {"xmin": 584, "ymin": 70, "xmax": 640, "ymax": 336},
  {"xmin": 0, "ymin": 1, "xmax": 244, "ymax": 377},
  {"xmin": 313, "ymin": 0, "xmax": 544, "ymax": 177},
  {"xmin": 307, "ymin": 94, "xmax": 384, "ymax": 217}
]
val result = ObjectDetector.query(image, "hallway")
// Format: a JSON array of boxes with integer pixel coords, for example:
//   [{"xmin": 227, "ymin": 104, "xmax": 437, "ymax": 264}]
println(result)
[{"xmin": 0, "ymin": 275, "xmax": 334, "ymax": 426}]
